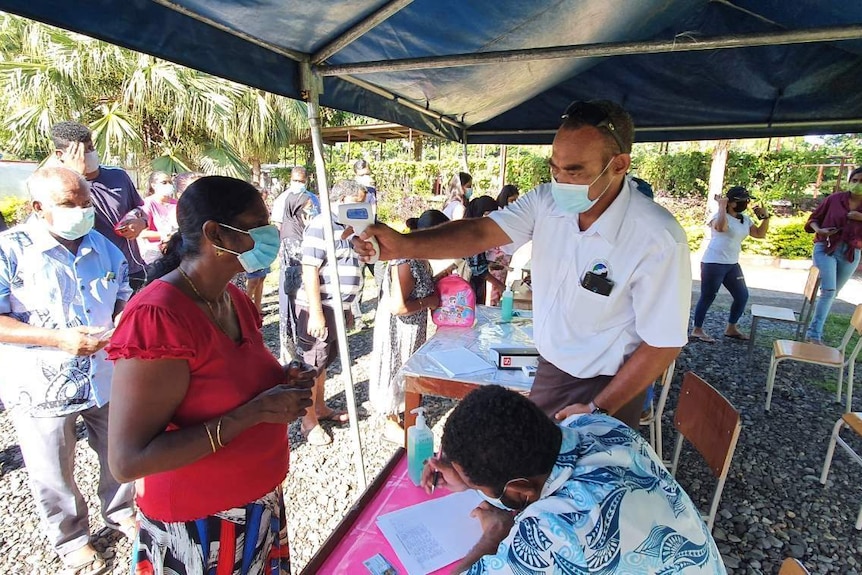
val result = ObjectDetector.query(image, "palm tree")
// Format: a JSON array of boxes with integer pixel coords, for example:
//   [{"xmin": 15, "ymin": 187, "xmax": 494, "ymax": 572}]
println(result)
[{"xmin": 0, "ymin": 13, "xmax": 309, "ymax": 181}]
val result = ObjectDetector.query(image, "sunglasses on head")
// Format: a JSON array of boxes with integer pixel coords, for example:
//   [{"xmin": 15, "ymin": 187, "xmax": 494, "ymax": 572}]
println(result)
[{"xmin": 561, "ymin": 101, "xmax": 626, "ymax": 154}]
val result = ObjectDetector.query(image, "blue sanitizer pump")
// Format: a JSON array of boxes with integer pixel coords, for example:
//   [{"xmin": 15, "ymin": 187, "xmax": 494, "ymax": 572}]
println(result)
[{"xmin": 407, "ymin": 407, "xmax": 434, "ymax": 486}]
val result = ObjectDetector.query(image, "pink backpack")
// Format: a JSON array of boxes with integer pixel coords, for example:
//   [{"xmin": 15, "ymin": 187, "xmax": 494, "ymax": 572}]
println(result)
[{"xmin": 432, "ymin": 275, "xmax": 476, "ymax": 327}]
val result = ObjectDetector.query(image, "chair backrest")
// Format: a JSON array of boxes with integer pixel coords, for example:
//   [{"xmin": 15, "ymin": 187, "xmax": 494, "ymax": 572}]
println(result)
[
  {"xmin": 803, "ymin": 266, "xmax": 820, "ymax": 303},
  {"xmin": 778, "ymin": 558, "xmax": 811, "ymax": 575},
  {"xmin": 852, "ymin": 303, "xmax": 862, "ymax": 334},
  {"xmin": 674, "ymin": 372, "xmax": 741, "ymax": 478}
]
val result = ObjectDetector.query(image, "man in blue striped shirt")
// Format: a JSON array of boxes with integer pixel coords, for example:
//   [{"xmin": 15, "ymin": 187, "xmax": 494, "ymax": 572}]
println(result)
[{"xmin": 295, "ymin": 179, "xmax": 366, "ymax": 445}]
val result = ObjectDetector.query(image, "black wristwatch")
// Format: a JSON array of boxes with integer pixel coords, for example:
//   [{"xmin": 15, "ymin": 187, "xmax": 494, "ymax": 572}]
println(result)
[{"xmin": 589, "ymin": 401, "xmax": 609, "ymax": 415}]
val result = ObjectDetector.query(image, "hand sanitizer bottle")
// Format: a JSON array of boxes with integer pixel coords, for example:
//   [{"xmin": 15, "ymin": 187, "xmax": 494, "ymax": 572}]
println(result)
[
  {"xmin": 407, "ymin": 407, "xmax": 434, "ymax": 486},
  {"xmin": 500, "ymin": 283, "xmax": 514, "ymax": 322}
]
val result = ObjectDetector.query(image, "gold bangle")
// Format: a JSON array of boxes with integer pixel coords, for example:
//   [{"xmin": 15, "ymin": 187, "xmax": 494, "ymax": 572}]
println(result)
[
  {"xmin": 203, "ymin": 422, "xmax": 217, "ymax": 453},
  {"xmin": 216, "ymin": 418, "xmax": 225, "ymax": 449}
]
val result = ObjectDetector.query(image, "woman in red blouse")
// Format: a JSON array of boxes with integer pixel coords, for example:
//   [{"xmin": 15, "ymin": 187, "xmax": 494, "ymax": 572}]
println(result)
[{"xmin": 106, "ymin": 176, "xmax": 313, "ymax": 574}]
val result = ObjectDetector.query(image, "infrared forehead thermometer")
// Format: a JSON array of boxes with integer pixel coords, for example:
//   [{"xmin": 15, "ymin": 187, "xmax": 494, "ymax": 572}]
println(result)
[{"xmin": 338, "ymin": 203, "xmax": 380, "ymax": 264}]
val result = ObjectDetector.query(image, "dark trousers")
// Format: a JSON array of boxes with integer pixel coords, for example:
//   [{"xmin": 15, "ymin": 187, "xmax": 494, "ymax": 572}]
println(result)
[
  {"xmin": 693, "ymin": 262, "xmax": 749, "ymax": 327},
  {"xmin": 529, "ymin": 357, "xmax": 647, "ymax": 429}
]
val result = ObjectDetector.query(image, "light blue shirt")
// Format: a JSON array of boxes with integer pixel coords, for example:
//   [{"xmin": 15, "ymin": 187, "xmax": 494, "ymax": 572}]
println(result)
[
  {"xmin": 0, "ymin": 222, "xmax": 131, "ymax": 416},
  {"xmin": 467, "ymin": 414, "xmax": 727, "ymax": 574}
]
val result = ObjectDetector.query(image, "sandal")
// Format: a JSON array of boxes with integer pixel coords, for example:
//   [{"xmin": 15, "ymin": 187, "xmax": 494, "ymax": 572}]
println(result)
[
  {"xmin": 302, "ymin": 424, "xmax": 332, "ymax": 446},
  {"xmin": 318, "ymin": 408, "xmax": 350, "ymax": 424},
  {"xmin": 62, "ymin": 544, "xmax": 107, "ymax": 575}
]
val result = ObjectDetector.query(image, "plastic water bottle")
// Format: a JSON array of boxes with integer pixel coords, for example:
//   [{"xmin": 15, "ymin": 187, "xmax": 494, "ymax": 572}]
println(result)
[
  {"xmin": 500, "ymin": 284, "xmax": 514, "ymax": 322},
  {"xmin": 407, "ymin": 407, "xmax": 434, "ymax": 486}
]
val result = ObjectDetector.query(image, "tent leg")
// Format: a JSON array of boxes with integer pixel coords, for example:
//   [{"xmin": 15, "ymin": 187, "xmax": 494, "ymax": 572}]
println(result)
[{"xmin": 302, "ymin": 63, "xmax": 367, "ymax": 491}]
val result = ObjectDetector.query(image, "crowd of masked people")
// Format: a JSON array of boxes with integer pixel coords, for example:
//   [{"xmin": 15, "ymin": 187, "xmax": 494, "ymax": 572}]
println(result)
[{"xmin": 10, "ymin": 100, "xmax": 853, "ymax": 572}]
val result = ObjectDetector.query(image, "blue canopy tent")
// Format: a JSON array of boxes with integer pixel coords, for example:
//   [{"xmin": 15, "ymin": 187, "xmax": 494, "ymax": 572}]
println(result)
[{"xmin": 5, "ymin": 0, "xmax": 861, "ymax": 488}]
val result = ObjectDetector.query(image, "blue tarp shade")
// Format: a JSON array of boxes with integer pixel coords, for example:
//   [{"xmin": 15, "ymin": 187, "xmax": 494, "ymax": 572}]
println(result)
[{"xmin": 2, "ymin": 0, "xmax": 861, "ymax": 144}]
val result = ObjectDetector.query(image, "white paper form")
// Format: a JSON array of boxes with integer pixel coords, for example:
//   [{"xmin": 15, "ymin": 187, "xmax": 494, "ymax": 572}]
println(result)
[
  {"xmin": 376, "ymin": 490, "xmax": 484, "ymax": 575},
  {"xmin": 426, "ymin": 348, "xmax": 494, "ymax": 378}
]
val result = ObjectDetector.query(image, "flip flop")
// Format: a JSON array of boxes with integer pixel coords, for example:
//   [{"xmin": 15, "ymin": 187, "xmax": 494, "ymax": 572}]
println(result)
[
  {"xmin": 689, "ymin": 333, "xmax": 716, "ymax": 343},
  {"xmin": 302, "ymin": 424, "xmax": 332, "ymax": 446},
  {"xmin": 62, "ymin": 545, "xmax": 108, "ymax": 575},
  {"xmin": 724, "ymin": 333, "xmax": 749, "ymax": 341},
  {"xmin": 318, "ymin": 409, "xmax": 350, "ymax": 424}
]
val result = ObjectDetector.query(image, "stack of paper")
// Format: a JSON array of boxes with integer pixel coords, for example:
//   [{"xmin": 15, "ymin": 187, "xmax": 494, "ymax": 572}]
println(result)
[
  {"xmin": 426, "ymin": 348, "xmax": 493, "ymax": 378},
  {"xmin": 376, "ymin": 490, "xmax": 484, "ymax": 575}
]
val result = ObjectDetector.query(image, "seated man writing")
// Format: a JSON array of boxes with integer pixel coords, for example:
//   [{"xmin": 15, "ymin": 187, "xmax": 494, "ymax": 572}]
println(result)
[{"xmin": 422, "ymin": 385, "xmax": 726, "ymax": 574}]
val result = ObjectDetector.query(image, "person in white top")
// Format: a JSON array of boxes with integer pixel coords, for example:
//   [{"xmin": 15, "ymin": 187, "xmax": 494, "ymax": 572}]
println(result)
[
  {"xmin": 442, "ymin": 172, "xmax": 473, "ymax": 220},
  {"xmin": 690, "ymin": 186, "xmax": 771, "ymax": 343},
  {"xmin": 351, "ymin": 100, "xmax": 690, "ymax": 429}
]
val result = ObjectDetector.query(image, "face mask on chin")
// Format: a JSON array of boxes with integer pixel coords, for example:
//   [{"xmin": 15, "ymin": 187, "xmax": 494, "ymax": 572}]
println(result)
[
  {"xmin": 213, "ymin": 223, "xmax": 280, "ymax": 273},
  {"xmin": 550, "ymin": 158, "xmax": 615, "ymax": 215},
  {"xmin": 44, "ymin": 205, "xmax": 96, "ymax": 241}
]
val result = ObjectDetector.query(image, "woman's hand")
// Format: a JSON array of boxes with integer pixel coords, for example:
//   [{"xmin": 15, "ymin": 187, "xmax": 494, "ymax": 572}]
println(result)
[
  {"xmin": 245, "ymin": 384, "xmax": 313, "ymax": 425},
  {"xmin": 424, "ymin": 292, "xmax": 441, "ymax": 310},
  {"xmin": 283, "ymin": 360, "xmax": 316, "ymax": 389},
  {"xmin": 848, "ymin": 211, "xmax": 862, "ymax": 222},
  {"xmin": 817, "ymin": 226, "xmax": 839, "ymax": 237}
]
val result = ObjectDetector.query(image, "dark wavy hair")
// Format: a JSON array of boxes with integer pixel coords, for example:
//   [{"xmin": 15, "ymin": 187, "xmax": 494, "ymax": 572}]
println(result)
[
  {"xmin": 849, "ymin": 167, "xmax": 862, "ymax": 182},
  {"xmin": 441, "ymin": 386, "xmax": 561, "ymax": 493},
  {"xmin": 496, "ymin": 185, "xmax": 519, "ymax": 208},
  {"xmin": 147, "ymin": 176, "xmax": 260, "ymax": 282}
]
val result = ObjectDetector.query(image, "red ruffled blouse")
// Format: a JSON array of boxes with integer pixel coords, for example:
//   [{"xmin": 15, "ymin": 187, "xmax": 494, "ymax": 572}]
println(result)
[{"xmin": 106, "ymin": 280, "xmax": 289, "ymax": 522}]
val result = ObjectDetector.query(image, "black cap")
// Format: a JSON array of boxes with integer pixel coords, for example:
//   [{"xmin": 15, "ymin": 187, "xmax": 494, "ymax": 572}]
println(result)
[{"xmin": 726, "ymin": 186, "xmax": 754, "ymax": 201}]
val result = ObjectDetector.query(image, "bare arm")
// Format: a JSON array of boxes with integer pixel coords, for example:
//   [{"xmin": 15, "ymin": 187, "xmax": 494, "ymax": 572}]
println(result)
[
  {"xmin": 712, "ymin": 209, "xmax": 729, "ymax": 233},
  {"xmin": 749, "ymin": 214, "xmax": 770, "ymax": 239},
  {"xmin": 555, "ymin": 342, "xmax": 681, "ymax": 420},
  {"xmin": 389, "ymin": 263, "xmax": 440, "ymax": 316},
  {"xmin": 356, "ymin": 217, "xmax": 511, "ymax": 262},
  {"xmin": 0, "ymin": 315, "xmax": 107, "ymax": 355},
  {"xmin": 108, "ymin": 358, "xmax": 312, "ymax": 483}
]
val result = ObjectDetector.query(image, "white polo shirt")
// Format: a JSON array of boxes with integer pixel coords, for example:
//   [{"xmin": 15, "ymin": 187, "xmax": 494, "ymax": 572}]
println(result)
[{"xmin": 488, "ymin": 178, "xmax": 691, "ymax": 378}]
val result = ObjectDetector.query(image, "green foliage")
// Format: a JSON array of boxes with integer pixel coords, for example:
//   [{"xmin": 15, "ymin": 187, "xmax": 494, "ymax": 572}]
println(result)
[
  {"xmin": 0, "ymin": 195, "xmax": 30, "ymax": 226},
  {"xmin": 742, "ymin": 216, "xmax": 812, "ymax": 259},
  {"xmin": 635, "ymin": 151, "xmax": 710, "ymax": 197}
]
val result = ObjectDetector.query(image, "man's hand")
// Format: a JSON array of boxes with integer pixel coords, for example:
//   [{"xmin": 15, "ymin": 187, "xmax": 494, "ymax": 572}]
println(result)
[
  {"xmin": 58, "ymin": 142, "xmax": 88, "ymax": 176},
  {"xmin": 307, "ymin": 308, "xmax": 328, "ymax": 340},
  {"xmin": 351, "ymin": 223, "xmax": 403, "ymax": 263},
  {"xmin": 116, "ymin": 218, "xmax": 148, "ymax": 239},
  {"xmin": 56, "ymin": 326, "xmax": 109, "ymax": 356},
  {"xmin": 420, "ymin": 455, "xmax": 467, "ymax": 494},
  {"xmin": 471, "ymin": 502, "xmax": 515, "ymax": 538},
  {"xmin": 554, "ymin": 402, "xmax": 591, "ymax": 421},
  {"xmin": 817, "ymin": 226, "xmax": 839, "ymax": 237},
  {"xmin": 849, "ymin": 211, "xmax": 862, "ymax": 222}
]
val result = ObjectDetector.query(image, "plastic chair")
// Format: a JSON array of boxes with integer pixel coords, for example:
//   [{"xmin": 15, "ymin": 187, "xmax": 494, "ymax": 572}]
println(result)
[
  {"xmin": 748, "ymin": 266, "xmax": 820, "ymax": 359},
  {"xmin": 778, "ymin": 558, "xmax": 811, "ymax": 575},
  {"xmin": 819, "ymin": 412, "xmax": 862, "ymax": 530},
  {"xmin": 669, "ymin": 372, "xmax": 741, "ymax": 531},
  {"xmin": 764, "ymin": 303, "xmax": 862, "ymax": 413},
  {"xmin": 639, "ymin": 360, "xmax": 676, "ymax": 462}
]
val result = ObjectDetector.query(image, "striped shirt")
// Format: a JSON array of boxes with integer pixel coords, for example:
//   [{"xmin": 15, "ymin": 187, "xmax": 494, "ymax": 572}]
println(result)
[{"xmin": 296, "ymin": 214, "xmax": 362, "ymax": 310}]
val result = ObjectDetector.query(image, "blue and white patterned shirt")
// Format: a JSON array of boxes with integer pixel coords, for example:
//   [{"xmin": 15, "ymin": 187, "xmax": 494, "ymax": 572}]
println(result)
[
  {"xmin": 0, "ymin": 222, "xmax": 131, "ymax": 416},
  {"xmin": 467, "ymin": 414, "xmax": 727, "ymax": 574}
]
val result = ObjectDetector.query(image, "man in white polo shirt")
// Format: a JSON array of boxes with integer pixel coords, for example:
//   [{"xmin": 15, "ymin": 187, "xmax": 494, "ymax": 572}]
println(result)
[{"xmin": 352, "ymin": 100, "xmax": 691, "ymax": 428}]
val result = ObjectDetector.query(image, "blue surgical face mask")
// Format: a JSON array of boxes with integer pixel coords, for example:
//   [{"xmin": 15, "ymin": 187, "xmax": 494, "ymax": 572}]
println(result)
[
  {"xmin": 550, "ymin": 158, "xmax": 615, "ymax": 215},
  {"xmin": 46, "ymin": 205, "xmax": 96, "ymax": 241},
  {"xmin": 215, "ymin": 223, "xmax": 280, "ymax": 272},
  {"xmin": 464, "ymin": 187, "xmax": 473, "ymax": 201},
  {"xmin": 291, "ymin": 181, "xmax": 307, "ymax": 194}
]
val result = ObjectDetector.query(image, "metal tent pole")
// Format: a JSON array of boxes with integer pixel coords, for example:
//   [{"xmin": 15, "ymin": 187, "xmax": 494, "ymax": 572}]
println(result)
[{"xmin": 301, "ymin": 63, "xmax": 367, "ymax": 491}]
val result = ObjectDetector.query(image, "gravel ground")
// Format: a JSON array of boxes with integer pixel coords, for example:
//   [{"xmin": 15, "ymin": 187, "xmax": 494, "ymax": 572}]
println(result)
[{"xmin": 1, "ymin": 280, "xmax": 861, "ymax": 574}]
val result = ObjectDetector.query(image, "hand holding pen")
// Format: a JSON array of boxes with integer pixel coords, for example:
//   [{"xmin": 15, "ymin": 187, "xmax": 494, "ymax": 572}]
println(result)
[{"xmin": 420, "ymin": 452, "xmax": 467, "ymax": 495}]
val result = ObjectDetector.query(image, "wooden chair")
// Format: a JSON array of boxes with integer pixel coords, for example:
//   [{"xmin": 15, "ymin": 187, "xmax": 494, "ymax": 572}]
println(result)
[
  {"xmin": 669, "ymin": 372, "xmax": 741, "ymax": 531},
  {"xmin": 764, "ymin": 303, "xmax": 862, "ymax": 413},
  {"xmin": 778, "ymin": 558, "xmax": 811, "ymax": 575},
  {"xmin": 639, "ymin": 360, "xmax": 676, "ymax": 462},
  {"xmin": 748, "ymin": 266, "xmax": 820, "ymax": 359},
  {"xmin": 819, "ymin": 412, "xmax": 862, "ymax": 530}
]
